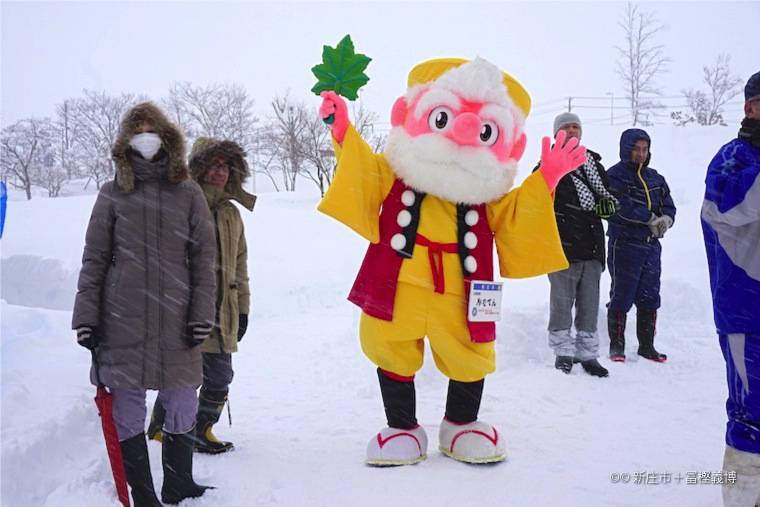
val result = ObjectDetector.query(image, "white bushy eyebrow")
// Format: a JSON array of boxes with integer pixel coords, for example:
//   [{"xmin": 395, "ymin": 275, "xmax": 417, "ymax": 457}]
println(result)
[{"xmin": 413, "ymin": 88, "xmax": 461, "ymax": 120}]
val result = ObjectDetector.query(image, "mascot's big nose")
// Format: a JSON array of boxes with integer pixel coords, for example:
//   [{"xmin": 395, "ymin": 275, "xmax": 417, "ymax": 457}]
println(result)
[{"xmin": 450, "ymin": 112, "xmax": 482, "ymax": 146}]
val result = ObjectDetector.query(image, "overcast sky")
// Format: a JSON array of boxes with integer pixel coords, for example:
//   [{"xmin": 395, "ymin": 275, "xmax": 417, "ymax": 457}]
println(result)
[{"xmin": 1, "ymin": 0, "xmax": 758, "ymax": 130}]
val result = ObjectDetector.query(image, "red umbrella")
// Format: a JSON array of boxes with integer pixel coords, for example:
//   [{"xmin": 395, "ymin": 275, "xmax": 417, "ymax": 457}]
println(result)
[{"xmin": 92, "ymin": 351, "xmax": 130, "ymax": 507}]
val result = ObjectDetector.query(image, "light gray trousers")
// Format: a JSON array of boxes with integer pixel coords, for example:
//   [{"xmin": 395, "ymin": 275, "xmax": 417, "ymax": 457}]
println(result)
[
  {"xmin": 547, "ymin": 260, "xmax": 603, "ymax": 360},
  {"xmin": 111, "ymin": 387, "xmax": 199, "ymax": 441}
]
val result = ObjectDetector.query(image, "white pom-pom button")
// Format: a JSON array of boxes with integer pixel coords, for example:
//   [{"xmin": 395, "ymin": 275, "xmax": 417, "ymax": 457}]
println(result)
[
  {"xmin": 464, "ymin": 255, "xmax": 477, "ymax": 273},
  {"xmin": 465, "ymin": 210, "xmax": 479, "ymax": 226},
  {"xmin": 401, "ymin": 190, "xmax": 416, "ymax": 207},
  {"xmin": 397, "ymin": 210, "xmax": 412, "ymax": 228},
  {"xmin": 464, "ymin": 231, "xmax": 477, "ymax": 249},
  {"xmin": 391, "ymin": 233, "xmax": 407, "ymax": 251}
]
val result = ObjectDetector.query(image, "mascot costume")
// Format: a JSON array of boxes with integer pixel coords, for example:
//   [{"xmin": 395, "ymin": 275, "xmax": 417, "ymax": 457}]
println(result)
[{"xmin": 315, "ymin": 48, "xmax": 586, "ymax": 465}]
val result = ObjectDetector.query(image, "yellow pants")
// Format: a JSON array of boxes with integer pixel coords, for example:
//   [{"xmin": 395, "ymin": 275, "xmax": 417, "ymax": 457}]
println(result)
[{"xmin": 360, "ymin": 282, "xmax": 496, "ymax": 382}]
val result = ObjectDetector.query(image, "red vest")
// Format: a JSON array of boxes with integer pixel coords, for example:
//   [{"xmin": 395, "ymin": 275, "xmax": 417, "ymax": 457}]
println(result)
[{"xmin": 348, "ymin": 178, "xmax": 496, "ymax": 343}]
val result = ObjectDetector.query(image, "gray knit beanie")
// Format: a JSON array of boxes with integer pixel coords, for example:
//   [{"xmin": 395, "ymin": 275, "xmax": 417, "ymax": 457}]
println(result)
[
  {"xmin": 745, "ymin": 71, "xmax": 760, "ymax": 102},
  {"xmin": 553, "ymin": 112, "xmax": 582, "ymax": 136}
]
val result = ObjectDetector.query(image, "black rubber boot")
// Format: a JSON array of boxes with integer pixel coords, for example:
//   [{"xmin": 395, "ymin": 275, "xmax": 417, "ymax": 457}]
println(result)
[
  {"xmin": 445, "ymin": 378, "xmax": 484, "ymax": 423},
  {"xmin": 377, "ymin": 368, "xmax": 417, "ymax": 428},
  {"xmin": 120, "ymin": 433, "xmax": 162, "ymax": 507},
  {"xmin": 637, "ymin": 309, "xmax": 667, "ymax": 362},
  {"xmin": 608, "ymin": 309, "xmax": 627, "ymax": 361},
  {"xmin": 195, "ymin": 388, "xmax": 234, "ymax": 454},
  {"xmin": 147, "ymin": 399, "xmax": 165, "ymax": 443},
  {"xmin": 580, "ymin": 358, "xmax": 609, "ymax": 378},
  {"xmin": 555, "ymin": 356, "xmax": 573, "ymax": 374},
  {"xmin": 161, "ymin": 430, "xmax": 213, "ymax": 505}
]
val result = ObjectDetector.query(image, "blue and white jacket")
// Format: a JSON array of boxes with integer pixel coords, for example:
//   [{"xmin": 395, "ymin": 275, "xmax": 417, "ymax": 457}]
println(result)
[
  {"xmin": 701, "ymin": 136, "xmax": 760, "ymax": 334},
  {"xmin": 606, "ymin": 129, "xmax": 676, "ymax": 242}
]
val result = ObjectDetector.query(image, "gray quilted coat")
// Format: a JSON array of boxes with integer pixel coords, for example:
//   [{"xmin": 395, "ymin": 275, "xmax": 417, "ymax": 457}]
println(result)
[{"xmin": 72, "ymin": 102, "xmax": 216, "ymax": 390}]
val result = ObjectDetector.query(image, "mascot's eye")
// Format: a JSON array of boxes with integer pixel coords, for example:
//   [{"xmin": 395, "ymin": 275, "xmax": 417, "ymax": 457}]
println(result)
[
  {"xmin": 479, "ymin": 121, "xmax": 499, "ymax": 146},
  {"xmin": 427, "ymin": 107, "xmax": 454, "ymax": 132}
]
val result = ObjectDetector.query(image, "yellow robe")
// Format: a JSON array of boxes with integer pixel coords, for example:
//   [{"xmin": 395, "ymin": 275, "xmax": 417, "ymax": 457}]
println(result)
[{"xmin": 318, "ymin": 125, "xmax": 567, "ymax": 380}]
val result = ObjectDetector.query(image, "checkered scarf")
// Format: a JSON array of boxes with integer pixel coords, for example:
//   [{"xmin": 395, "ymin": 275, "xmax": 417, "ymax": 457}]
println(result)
[{"xmin": 569, "ymin": 152, "xmax": 618, "ymax": 211}]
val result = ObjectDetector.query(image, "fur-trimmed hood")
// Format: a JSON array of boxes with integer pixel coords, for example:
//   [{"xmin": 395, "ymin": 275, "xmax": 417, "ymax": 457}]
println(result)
[
  {"xmin": 189, "ymin": 137, "xmax": 256, "ymax": 211},
  {"xmin": 111, "ymin": 101, "xmax": 189, "ymax": 192}
]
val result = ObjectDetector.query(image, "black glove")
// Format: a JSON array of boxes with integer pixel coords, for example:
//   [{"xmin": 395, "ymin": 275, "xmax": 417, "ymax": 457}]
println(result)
[
  {"xmin": 76, "ymin": 325, "xmax": 99, "ymax": 350},
  {"xmin": 187, "ymin": 323, "xmax": 212, "ymax": 348},
  {"xmin": 594, "ymin": 197, "xmax": 616, "ymax": 219},
  {"xmin": 238, "ymin": 314, "xmax": 248, "ymax": 342}
]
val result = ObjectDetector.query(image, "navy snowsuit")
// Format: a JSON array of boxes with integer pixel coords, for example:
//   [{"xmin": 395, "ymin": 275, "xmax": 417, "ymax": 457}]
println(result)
[{"xmin": 606, "ymin": 129, "xmax": 676, "ymax": 313}]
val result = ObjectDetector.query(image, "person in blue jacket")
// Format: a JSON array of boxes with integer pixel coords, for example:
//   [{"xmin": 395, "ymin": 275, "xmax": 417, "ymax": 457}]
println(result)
[
  {"xmin": 702, "ymin": 70, "xmax": 760, "ymax": 506},
  {"xmin": 605, "ymin": 128, "xmax": 676, "ymax": 363}
]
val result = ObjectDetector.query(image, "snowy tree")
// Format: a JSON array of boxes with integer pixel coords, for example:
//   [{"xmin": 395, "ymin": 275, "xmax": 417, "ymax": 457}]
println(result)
[
  {"xmin": 163, "ymin": 81, "xmax": 258, "ymax": 153},
  {"xmin": 0, "ymin": 117, "xmax": 55, "ymax": 200},
  {"xmin": 63, "ymin": 90, "xmax": 143, "ymax": 189},
  {"xmin": 675, "ymin": 54, "xmax": 743, "ymax": 126},
  {"xmin": 614, "ymin": 2, "xmax": 671, "ymax": 126}
]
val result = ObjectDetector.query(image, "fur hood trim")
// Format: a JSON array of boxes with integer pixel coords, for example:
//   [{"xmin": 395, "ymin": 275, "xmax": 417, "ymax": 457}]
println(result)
[
  {"xmin": 189, "ymin": 137, "xmax": 255, "ymax": 211},
  {"xmin": 111, "ymin": 102, "xmax": 188, "ymax": 192}
]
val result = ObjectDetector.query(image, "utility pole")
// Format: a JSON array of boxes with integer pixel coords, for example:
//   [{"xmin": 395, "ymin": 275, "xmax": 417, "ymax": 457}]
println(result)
[
  {"xmin": 606, "ymin": 92, "xmax": 614, "ymax": 125},
  {"xmin": 566, "ymin": 96, "xmax": 573, "ymax": 112}
]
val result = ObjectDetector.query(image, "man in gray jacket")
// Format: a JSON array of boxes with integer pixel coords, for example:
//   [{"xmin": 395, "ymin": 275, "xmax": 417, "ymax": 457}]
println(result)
[{"xmin": 73, "ymin": 102, "xmax": 216, "ymax": 506}]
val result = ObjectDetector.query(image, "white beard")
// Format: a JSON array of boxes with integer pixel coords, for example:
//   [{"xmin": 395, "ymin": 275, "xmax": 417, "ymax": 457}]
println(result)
[{"xmin": 384, "ymin": 127, "xmax": 518, "ymax": 205}]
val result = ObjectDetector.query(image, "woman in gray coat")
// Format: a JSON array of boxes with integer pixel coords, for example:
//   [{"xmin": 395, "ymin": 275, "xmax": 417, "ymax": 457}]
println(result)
[{"xmin": 72, "ymin": 102, "xmax": 216, "ymax": 506}]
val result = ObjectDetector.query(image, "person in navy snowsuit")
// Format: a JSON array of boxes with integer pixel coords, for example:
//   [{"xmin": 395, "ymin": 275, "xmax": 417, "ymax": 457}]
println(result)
[
  {"xmin": 605, "ymin": 128, "xmax": 676, "ymax": 363},
  {"xmin": 702, "ymin": 71, "xmax": 760, "ymax": 506}
]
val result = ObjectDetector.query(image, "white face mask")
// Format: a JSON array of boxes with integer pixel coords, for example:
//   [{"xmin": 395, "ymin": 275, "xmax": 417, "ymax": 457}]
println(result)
[{"xmin": 130, "ymin": 132, "xmax": 162, "ymax": 160}]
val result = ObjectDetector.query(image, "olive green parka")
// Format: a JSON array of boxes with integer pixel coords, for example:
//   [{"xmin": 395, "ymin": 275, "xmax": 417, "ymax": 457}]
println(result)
[{"xmin": 189, "ymin": 137, "xmax": 256, "ymax": 353}]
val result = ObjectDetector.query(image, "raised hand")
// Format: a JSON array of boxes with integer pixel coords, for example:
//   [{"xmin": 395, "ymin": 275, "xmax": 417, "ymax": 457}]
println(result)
[
  {"xmin": 319, "ymin": 90, "xmax": 349, "ymax": 143},
  {"xmin": 539, "ymin": 130, "xmax": 587, "ymax": 192}
]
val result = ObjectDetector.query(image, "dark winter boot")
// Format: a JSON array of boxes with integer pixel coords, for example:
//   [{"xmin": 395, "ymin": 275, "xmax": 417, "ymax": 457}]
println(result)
[
  {"xmin": 161, "ymin": 430, "xmax": 213, "ymax": 505},
  {"xmin": 120, "ymin": 433, "xmax": 162, "ymax": 507},
  {"xmin": 195, "ymin": 388, "xmax": 234, "ymax": 454},
  {"xmin": 377, "ymin": 368, "xmax": 417, "ymax": 428},
  {"xmin": 580, "ymin": 358, "xmax": 609, "ymax": 378},
  {"xmin": 637, "ymin": 309, "xmax": 667, "ymax": 362},
  {"xmin": 445, "ymin": 378, "xmax": 484, "ymax": 424},
  {"xmin": 555, "ymin": 356, "xmax": 573, "ymax": 374},
  {"xmin": 608, "ymin": 309, "xmax": 627, "ymax": 362},
  {"xmin": 147, "ymin": 399, "xmax": 165, "ymax": 443}
]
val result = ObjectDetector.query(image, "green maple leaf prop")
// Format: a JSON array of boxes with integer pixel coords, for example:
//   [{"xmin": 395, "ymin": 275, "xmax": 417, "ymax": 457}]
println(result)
[{"xmin": 311, "ymin": 35, "xmax": 371, "ymax": 101}]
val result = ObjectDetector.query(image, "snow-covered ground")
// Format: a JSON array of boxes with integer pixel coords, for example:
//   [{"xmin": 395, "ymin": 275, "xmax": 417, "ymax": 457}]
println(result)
[{"xmin": 1, "ymin": 122, "xmax": 735, "ymax": 506}]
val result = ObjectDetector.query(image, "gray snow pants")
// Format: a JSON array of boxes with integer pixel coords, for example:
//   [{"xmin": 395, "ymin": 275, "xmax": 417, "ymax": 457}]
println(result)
[
  {"xmin": 111, "ymin": 387, "xmax": 198, "ymax": 441},
  {"xmin": 547, "ymin": 260, "xmax": 603, "ymax": 360}
]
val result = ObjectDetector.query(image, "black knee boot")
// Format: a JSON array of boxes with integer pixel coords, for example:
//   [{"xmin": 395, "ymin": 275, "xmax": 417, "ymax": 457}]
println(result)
[
  {"xmin": 377, "ymin": 368, "xmax": 417, "ymax": 429},
  {"xmin": 147, "ymin": 399, "xmax": 165, "ymax": 442},
  {"xmin": 445, "ymin": 378, "xmax": 484, "ymax": 424},
  {"xmin": 120, "ymin": 433, "xmax": 161, "ymax": 507},
  {"xmin": 195, "ymin": 388, "xmax": 234, "ymax": 454},
  {"xmin": 608, "ymin": 309, "xmax": 627, "ymax": 361},
  {"xmin": 637, "ymin": 309, "xmax": 667, "ymax": 362},
  {"xmin": 161, "ymin": 430, "xmax": 213, "ymax": 504}
]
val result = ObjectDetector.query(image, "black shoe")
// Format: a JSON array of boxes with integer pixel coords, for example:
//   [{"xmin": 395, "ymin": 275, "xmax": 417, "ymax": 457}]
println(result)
[
  {"xmin": 580, "ymin": 358, "xmax": 609, "ymax": 378},
  {"xmin": 638, "ymin": 347, "xmax": 667, "ymax": 362},
  {"xmin": 161, "ymin": 431, "xmax": 213, "ymax": 505},
  {"xmin": 120, "ymin": 433, "xmax": 162, "ymax": 507},
  {"xmin": 555, "ymin": 356, "xmax": 573, "ymax": 374}
]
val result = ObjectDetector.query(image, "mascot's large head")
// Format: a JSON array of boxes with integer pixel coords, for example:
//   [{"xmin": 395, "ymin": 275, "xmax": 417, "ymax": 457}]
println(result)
[{"xmin": 384, "ymin": 57, "xmax": 530, "ymax": 205}]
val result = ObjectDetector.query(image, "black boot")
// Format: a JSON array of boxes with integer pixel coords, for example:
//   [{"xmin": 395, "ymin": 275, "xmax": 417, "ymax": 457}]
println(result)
[
  {"xmin": 195, "ymin": 388, "xmax": 234, "ymax": 454},
  {"xmin": 555, "ymin": 356, "xmax": 573, "ymax": 374},
  {"xmin": 445, "ymin": 378, "xmax": 484, "ymax": 424},
  {"xmin": 161, "ymin": 430, "xmax": 213, "ymax": 505},
  {"xmin": 147, "ymin": 399, "xmax": 165, "ymax": 443},
  {"xmin": 608, "ymin": 309, "xmax": 627, "ymax": 362},
  {"xmin": 580, "ymin": 358, "xmax": 609, "ymax": 378},
  {"xmin": 377, "ymin": 368, "xmax": 417, "ymax": 428},
  {"xmin": 120, "ymin": 433, "xmax": 162, "ymax": 507},
  {"xmin": 637, "ymin": 309, "xmax": 667, "ymax": 362}
]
